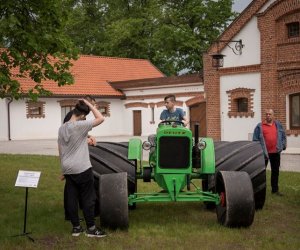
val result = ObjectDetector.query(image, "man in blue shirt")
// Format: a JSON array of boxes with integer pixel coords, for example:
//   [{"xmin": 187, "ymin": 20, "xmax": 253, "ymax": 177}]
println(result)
[{"xmin": 160, "ymin": 94, "xmax": 188, "ymax": 126}]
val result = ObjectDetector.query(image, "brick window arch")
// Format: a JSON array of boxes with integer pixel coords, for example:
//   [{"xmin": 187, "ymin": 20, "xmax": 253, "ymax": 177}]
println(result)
[
  {"xmin": 96, "ymin": 101, "xmax": 111, "ymax": 117},
  {"xmin": 226, "ymin": 88, "xmax": 255, "ymax": 118},
  {"xmin": 26, "ymin": 101, "xmax": 45, "ymax": 119},
  {"xmin": 124, "ymin": 102, "xmax": 148, "ymax": 109},
  {"xmin": 279, "ymin": 71, "xmax": 300, "ymax": 135}
]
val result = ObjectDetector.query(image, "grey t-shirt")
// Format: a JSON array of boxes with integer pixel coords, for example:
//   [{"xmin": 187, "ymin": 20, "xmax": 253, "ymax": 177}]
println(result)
[{"xmin": 58, "ymin": 120, "xmax": 93, "ymax": 175}]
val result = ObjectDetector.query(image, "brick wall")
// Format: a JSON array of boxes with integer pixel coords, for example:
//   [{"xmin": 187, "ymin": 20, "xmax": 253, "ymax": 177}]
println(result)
[
  {"xmin": 258, "ymin": 0, "xmax": 300, "ymax": 131},
  {"xmin": 204, "ymin": 0, "xmax": 300, "ymax": 140},
  {"xmin": 204, "ymin": 0, "xmax": 269, "ymax": 140}
]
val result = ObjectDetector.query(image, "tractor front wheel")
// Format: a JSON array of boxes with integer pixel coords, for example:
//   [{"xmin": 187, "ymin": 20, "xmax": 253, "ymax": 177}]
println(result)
[
  {"xmin": 216, "ymin": 171, "xmax": 255, "ymax": 227},
  {"xmin": 99, "ymin": 172, "xmax": 129, "ymax": 230},
  {"xmin": 213, "ymin": 141, "xmax": 266, "ymax": 210}
]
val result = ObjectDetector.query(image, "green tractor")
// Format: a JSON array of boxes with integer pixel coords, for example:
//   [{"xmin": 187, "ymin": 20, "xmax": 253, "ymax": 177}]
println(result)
[{"xmin": 89, "ymin": 122, "xmax": 266, "ymax": 229}]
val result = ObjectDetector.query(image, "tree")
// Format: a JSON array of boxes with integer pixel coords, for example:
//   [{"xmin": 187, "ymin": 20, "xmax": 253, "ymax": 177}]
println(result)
[
  {"xmin": 0, "ymin": 0, "xmax": 78, "ymax": 100},
  {"xmin": 66, "ymin": 0, "xmax": 235, "ymax": 75}
]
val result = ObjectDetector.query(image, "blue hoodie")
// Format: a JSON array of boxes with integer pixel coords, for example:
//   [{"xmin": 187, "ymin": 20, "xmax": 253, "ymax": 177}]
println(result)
[{"xmin": 252, "ymin": 120, "xmax": 287, "ymax": 158}]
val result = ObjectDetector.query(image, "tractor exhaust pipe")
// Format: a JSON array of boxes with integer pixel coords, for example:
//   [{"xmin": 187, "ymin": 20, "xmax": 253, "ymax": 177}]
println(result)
[
  {"xmin": 192, "ymin": 123, "xmax": 201, "ymax": 169},
  {"xmin": 194, "ymin": 123, "xmax": 199, "ymax": 145}
]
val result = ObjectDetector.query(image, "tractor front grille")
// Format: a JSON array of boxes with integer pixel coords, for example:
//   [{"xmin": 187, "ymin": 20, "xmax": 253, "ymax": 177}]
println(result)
[{"xmin": 158, "ymin": 136, "xmax": 190, "ymax": 169}]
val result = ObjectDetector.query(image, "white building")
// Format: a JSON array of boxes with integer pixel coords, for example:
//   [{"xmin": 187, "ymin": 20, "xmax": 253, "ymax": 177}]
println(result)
[{"xmin": 0, "ymin": 55, "xmax": 204, "ymax": 140}]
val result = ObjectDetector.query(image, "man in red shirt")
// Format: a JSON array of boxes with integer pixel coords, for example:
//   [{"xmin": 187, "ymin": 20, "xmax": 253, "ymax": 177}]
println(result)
[{"xmin": 253, "ymin": 109, "xmax": 287, "ymax": 195}]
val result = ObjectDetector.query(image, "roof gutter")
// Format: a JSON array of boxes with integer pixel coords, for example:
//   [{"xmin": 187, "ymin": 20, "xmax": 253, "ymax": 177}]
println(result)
[{"xmin": 7, "ymin": 97, "xmax": 13, "ymax": 141}]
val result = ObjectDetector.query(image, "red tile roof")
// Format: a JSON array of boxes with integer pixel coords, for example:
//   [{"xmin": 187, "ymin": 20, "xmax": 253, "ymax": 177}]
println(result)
[{"xmin": 17, "ymin": 55, "xmax": 165, "ymax": 97}]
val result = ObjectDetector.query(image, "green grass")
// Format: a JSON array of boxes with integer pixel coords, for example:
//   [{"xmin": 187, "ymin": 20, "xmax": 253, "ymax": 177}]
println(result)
[{"xmin": 0, "ymin": 154, "xmax": 299, "ymax": 250}]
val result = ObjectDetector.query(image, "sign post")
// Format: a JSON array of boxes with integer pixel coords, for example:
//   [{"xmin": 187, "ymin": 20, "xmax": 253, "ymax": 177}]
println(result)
[{"xmin": 13, "ymin": 170, "xmax": 41, "ymax": 242}]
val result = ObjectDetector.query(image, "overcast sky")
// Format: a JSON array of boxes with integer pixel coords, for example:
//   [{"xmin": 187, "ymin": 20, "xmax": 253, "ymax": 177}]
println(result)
[{"xmin": 233, "ymin": 0, "xmax": 252, "ymax": 12}]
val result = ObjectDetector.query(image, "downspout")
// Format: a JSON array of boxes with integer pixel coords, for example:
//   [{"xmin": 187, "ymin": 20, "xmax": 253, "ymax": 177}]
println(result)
[{"xmin": 7, "ymin": 97, "xmax": 13, "ymax": 141}]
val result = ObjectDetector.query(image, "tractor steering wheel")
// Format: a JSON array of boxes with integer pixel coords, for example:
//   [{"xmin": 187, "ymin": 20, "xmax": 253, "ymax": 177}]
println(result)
[{"xmin": 159, "ymin": 120, "xmax": 184, "ymax": 126}]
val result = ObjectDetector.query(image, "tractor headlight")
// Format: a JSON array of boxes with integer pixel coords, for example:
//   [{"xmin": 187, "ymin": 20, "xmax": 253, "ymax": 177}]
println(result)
[
  {"xmin": 142, "ymin": 141, "xmax": 152, "ymax": 150},
  {"xmin": 197, "ymin": 140, "xmax": 206, "ymax": 150}
]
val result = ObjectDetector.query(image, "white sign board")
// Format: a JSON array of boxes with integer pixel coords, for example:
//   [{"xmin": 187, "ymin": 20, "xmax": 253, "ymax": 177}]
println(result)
[{"xmin": 15, "ymin": 170, "xmax": 41, "ymax": 188}]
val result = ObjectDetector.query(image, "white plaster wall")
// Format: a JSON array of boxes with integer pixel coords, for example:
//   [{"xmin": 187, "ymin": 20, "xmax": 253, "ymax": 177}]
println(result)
[
  {"xmin": 3, "ymin": 82, "xmax": 201, "ymax": 140},
  {"xmin": 258, "ymin": 0, "xmax": 276, "ymax": 13},
  {"xmin": 88, "ymin": 99, "xmax": 130, "ymax": 137},
  {"xmin": 222, "ymin": 17, "xmax": 260, "ymax": 67},
  {"xmin": 220, "ymin": 73, "xmax": 261, "ymax": 141},
  {"xmin": 7, "ymin": 98, "xmax": 128, "ymax": 140},
  {"xmin": 0, "ymin": 99, "xmax": 9, "ymax": 140},
  {"xmin": 9, "ymin": 98, "xmax": 61, "ymax": 140}
]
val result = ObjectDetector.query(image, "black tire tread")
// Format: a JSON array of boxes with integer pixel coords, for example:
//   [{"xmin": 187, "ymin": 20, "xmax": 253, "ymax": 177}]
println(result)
[
  {"xmin": 89, "ymin": 142, "xmax": 136, "ymax": 194},
  {"xmin": 212, "ymin": 141, "xmax": 266, "ymax": 210}
]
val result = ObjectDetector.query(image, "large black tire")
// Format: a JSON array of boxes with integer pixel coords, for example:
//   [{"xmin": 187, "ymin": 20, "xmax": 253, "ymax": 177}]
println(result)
[
  {"xmin": 99, "ymin": 172, "xmax": 129, "ymax": 230},
  {"xmin": 206, "ymin": 141, "xmax": 266, "ymax": 210},
  {"xmin": 216, "ymin": 171, "xmax": 255, "ymax": 227},
  {"xmin": 89, "ymin": 142, "xmax": 137, "ymax": 195}
]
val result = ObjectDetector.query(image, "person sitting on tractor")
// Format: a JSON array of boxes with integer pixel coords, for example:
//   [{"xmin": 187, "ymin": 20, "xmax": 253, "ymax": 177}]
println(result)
[{"xmin": 160, "ymin": 94, "xmax": 188, "ymax": 126}]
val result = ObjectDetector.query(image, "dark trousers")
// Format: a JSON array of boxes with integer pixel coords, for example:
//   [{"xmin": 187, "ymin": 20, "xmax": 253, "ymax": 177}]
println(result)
[
  {"xmin": 64, "ymin": 184, "xmax": 83, "ymax": 221},
  {"xmin": 265, "ymin": 153, "xmax": 281, "ymax": 193},
  {"xmin": 64, "ymin": 168, "xmax": 96, "ymax": 228}
]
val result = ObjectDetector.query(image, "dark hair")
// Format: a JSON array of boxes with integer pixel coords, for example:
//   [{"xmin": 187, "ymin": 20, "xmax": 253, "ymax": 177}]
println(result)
[
  {"xmin": 63, "ymin": 110, "xmax": 73, "ymax": 123},
  {"xmin": 73, "ymin": 100, "xmax": 90, "ymax": 117},
  {"xmin": 84, "ymin": 95, "xmax": 95, "ymax": 103},
  {"xmin": 164, "ymin": 94, "xmax": 176, "ymax": 102}
]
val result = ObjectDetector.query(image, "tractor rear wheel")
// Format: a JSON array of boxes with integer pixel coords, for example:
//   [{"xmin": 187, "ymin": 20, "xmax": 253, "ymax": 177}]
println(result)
[
  {"xmin": 89, "ymin": 142, "xmax": 137, "ymax": 195},
  {"xmin": 207, "ymin": 141, "xmax": 266, "ymax": 210},
  {"xmin": 99, "ymin": 172, "xmax": 129, "ymax": 230},
  {"xmin": 216, "ymin": 171, "xmax": 255, "ymax": 227}
]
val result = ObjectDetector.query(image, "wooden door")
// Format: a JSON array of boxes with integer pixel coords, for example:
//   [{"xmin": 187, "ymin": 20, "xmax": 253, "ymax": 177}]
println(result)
[
  {"xmin": 133, "ymin": 110, "xmax": 142, "ymax": 136},
  {"xmin": 190, "ymin": 103, "xmax": 206, "ymax": 137}
]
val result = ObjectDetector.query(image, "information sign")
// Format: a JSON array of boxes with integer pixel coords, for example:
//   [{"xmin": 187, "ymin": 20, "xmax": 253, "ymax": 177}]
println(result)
[{"xmin": 15, "ymin": 170, "xmax": 41, "ymax": 188}]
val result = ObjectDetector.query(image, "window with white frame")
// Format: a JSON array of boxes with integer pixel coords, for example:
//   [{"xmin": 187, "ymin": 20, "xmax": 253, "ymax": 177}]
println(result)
[
  {"xmin": 58, "ymin": 99, "xmax": 77, "ymax": 123},
  {"xmin": 61, "ymin": 106, "xmax": 74, "ymax": 123},
  {"xmin": 290, "ymin": 93, "xmax": 300, "ymax": 129}
]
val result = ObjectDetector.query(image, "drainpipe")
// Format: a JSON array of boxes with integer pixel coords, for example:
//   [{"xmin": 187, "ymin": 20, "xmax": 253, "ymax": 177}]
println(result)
[{"xmin": 7, "ymin": 97, "xmax": 13, "ymax": 141}]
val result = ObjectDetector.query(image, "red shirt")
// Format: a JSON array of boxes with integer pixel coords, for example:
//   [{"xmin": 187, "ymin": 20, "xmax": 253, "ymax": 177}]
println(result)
[{"xmin": 262, "ymin": 122, "xmax": 277, "ymax": 153}]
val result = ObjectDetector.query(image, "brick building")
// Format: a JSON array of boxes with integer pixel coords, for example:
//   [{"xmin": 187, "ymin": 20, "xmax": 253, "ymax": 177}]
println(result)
[{"xmin": 203, "ymin": 0, "xmax": 300, "ymax": 148}]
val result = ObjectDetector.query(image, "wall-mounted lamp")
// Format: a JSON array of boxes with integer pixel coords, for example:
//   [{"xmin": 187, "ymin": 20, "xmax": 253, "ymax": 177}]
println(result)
[
  {"xmin": 211, "ymin": 39, "xmax": 244, "ymax": 68},
  {"xmin": 211, "ymin": 53, "xmax": 226, "ymax": 68}
]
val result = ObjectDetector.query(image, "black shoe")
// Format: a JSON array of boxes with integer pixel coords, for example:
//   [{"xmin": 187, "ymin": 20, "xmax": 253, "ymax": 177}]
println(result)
[
  {"xmin": 85, "ymin": 228, "xmax": 106, "ymax": 238},
  {"xmin": 72, "ymin": 226, "xmax": 84, "ymax": 237}
]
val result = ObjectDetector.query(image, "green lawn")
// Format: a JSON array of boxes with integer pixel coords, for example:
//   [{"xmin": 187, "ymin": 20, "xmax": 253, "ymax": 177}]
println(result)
[{"xmin": 0, "ymin": 154, "xmax": 299, "ymax": 250}]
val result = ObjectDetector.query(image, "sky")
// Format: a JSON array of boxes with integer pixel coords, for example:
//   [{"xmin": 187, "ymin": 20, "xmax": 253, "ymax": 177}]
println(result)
[{"xmin": 233, "ymin": 0, "xmax": 253, "ymax": 12}]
